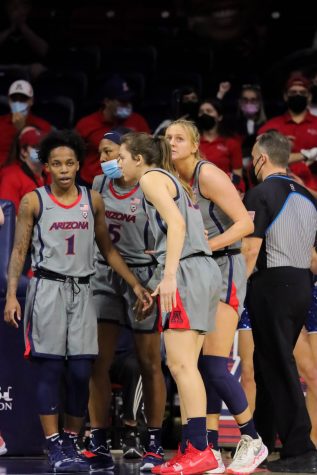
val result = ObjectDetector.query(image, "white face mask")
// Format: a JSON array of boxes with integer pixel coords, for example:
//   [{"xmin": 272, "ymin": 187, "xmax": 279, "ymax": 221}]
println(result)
[
  {"xmin": 100, "ymin": 159, "xmax": 122, "ymax": 179},
  {"xmin": 115, "ymin": 105, "xmax": 132, "ymax": 119},
  {"xmin": 10, "ymin": 101, "xmax": 29, "ymax": 115},
  {"xmin": 29, "ymin": 147, "xmax": 40, "ymax": 164}
]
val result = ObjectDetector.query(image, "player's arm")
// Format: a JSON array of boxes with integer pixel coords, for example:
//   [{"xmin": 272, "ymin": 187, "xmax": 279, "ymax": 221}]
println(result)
[
  {"xmin": 241, "ymin": 237, "xmax": 263, "ymax": 277},
  {"xmin": 310, "ymin": 247, "xmax": 317, "ymax": 275},
  {"xmin": 4, "ymin": 192, "xmax": 38, "ymax": 328},
  {"xmin": 199, "ymin": 164, "xmax": 254, "ymax": 250},
  {"xmin": 91, "ymin": 190, "xmax": 152, "ymax": 310},
  {"xmin": 140, "ymin": 172, "xmax": 186, "ymax": 312}
]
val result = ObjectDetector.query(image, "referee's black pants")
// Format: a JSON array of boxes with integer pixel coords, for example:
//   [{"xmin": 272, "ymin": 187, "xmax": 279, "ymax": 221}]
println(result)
[{"xmin": 247, "ymin": 266, "xmax": 315, "ymax": 458}]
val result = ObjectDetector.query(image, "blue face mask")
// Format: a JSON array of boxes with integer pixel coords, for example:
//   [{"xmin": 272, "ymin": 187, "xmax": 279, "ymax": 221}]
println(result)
[
  {"xmin": 29, "ymin": 147, "xmax": 40, "ymax": 164},
  {"xmin": 101, "ymin": 159, "xmax": 122, "ymax": 179},
  {"xmin": 115, "ymin": 105, "xmax": 132, "ymax": 119},
  {"xmin": 10, "ymin": 101, "xmax": 29, "ymax": 115}
]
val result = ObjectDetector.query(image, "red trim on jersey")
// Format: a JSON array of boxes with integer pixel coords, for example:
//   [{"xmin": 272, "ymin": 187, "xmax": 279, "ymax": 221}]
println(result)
[
  {"xmin": 109, "ymin": 180, "xmax": 139, "ymax": 200},
  {"xmin": 189, "ymin": 175, "xmax": 194, "ymax": 187},
  {"xmin": 24, "ymin": 321, "xmax": 31, "ymax": 359},
  {"xmin": 157, "ymin": 290, "xmax": 191, "ymax": 331},
  {"xmin": 227, "ymin": 281, "xmax": 239, "ymax": 313},
  {"xmin": 46, "ymin": 187, "xmax": 82, "ymax": 209}
]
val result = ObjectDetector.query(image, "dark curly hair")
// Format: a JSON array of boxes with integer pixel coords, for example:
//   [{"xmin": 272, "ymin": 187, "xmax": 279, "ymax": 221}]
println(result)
[{"xmin": 38, "ymin": 130, "xmax": 86, "ymax": 165}]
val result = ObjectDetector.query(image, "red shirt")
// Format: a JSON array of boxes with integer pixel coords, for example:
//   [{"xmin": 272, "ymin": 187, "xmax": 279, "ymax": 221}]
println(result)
[
  {"xmin": 0, "ymin": 113, "xmax": 52, "ymax": 167},
  {"xmin": 75, "ymin": 110, "xmax": 151, "ymax": 184},
  {"xmin": 0, "ymin": 163, "xmax": 50, "ymax": 214},
  {"xmin": 258, "ymin": 111, "xmax": 317, "ymax": 189},
  {"xmin": 199, "ymin": 136, "xmax": 243, "ymax": 173}
]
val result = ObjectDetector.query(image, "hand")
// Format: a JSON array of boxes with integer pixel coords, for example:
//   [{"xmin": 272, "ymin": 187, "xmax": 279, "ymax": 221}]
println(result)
[
  {"xmin": 133, "ymin": 288, "xmax": 155, "ymax": 321},
  {"xmin": 286, "ymin": 135, "xmax": 296, "ymax": 147},
  {"xmin": 301, "ymin": 147, "xmax": 317, "ymax": 161},
  {"xmin": 152, "ymin": 274, "xmax": 177, "ymax": 313},
  {"xmin": 217, "ymin": 81, "xmax": 231, "ymax": 100},
  {"xmin": 144, "ymin": 249, "xmax": 159, "ymax": 255},
  {"xmin": 12, "ymin": 112, "xmax": 27, "ymax": 131},
  {"xmin": 132, "ymin": 284, "xmax": 153, "ymax": 319},
  {"xmin": 0, "ymin": 206, "xmax": 4, "ymax": 225},
  {"xmin": 4, "ymin": 296, "xmax": 21, "ymax": 329}
]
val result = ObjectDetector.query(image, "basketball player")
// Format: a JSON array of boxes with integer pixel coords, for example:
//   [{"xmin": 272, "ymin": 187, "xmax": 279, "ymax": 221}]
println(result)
[
  {"xmin": 3, "ymin": 130, "xmax": 151, "ymax": 473},
  {"xmin": 118, "ymin": 131, "xmax": 222, "ymax": 475},
  {"xmin": 87, "ymin": 130, "xmax": 166, "ymax": 470},
  {"xmin": 164, "ymin": 120, "xmax": 267, "ymax": 475}
]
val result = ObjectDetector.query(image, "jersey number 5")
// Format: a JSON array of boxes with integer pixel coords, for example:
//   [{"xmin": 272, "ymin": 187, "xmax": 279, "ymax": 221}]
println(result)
[{"xmin": 109, "ymin": 224, "xmax": 121, "ymax": 244}]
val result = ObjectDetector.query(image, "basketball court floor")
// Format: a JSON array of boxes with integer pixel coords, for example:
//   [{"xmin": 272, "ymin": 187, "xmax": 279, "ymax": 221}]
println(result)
[{"xmin": 0, "ymin": 449, "xmax": 299, "ymax": 475}]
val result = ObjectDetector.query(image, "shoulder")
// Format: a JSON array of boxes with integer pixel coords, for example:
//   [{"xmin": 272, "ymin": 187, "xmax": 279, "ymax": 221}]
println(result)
[
  {"xmin": 75, "ymin": 111, "xmax": 101, "ymax": 129},
  {"xmin": 244, "ymin": 182, "xmax": 268, "ymax": 205},
  {"xmin": 18, "ymin": 190, "xmax": 40, "ymax": 213},
  {"xmin": 1, "ymin": 163, "xmax": 22, "ymax": 176},
  {"xmin": 140, "ymin": 169, "xmax": 177, "ymax": 192},
  {"xmin": 125, "ymin": 113, "xmax": 151, "ymax": 132},
  {"xmin": 90, "ymin": 188, "xmax": 104, "ymax": 206},
  {"xmin": 199, "ymin": 161, "xmax": 227, "ymax": 182},
  {"xmin": 92, "ymin": 174, "xmax": 105, "ymax": 191},
  {"xmin": 258, "ymin": 115, "xmax": 284, "ymax": 134},
  {"xmin": 0, "ymin": 114, "xmax": 11, "ymax": 125},
  {"xmin": 27, "ymin": 114, "xmax": 52, "ymax": 131}
]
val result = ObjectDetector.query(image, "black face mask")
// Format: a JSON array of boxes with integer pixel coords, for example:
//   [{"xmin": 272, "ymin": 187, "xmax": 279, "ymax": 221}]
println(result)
[
  {"xmin": 197, "ymin": 114, "xmax": 216, "ymax": 131},
  {"xmin": 286, "ymin": 95, "xmax": 308, "ymax": 114},
  {"xmin": 179, "ymin": 101, "xmax": 199, "ymax": 120}
]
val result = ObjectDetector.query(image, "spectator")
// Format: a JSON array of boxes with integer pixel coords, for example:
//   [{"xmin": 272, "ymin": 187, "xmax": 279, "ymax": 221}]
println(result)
[
  {"xmin": 0, "ymin": 125, "xmax": 49, "ymax": 214},
  {"xmin": 235, "ymin": 84, "xmax": 267, "ymax": 166},
  {"xmin": 258, "ymin": 73, "xmax": 317, "ymax": 190},
  {"xmin": 0, "ymin": 0, "xmax": 49, "ymax": 77},
  {"xmin": 154, "ymin": 85, "xmax": 200, "ymax": 136},
  {"xmin": 0, "ymin": 79, "xmax": 52, "ymax": 168},
  {"xmin": 75, "ymin": 74, "xmax": 150, "ymax": 186},
  {"xmin": 197, "ymin": 97, "xmax": 245, "ymax": 193}
]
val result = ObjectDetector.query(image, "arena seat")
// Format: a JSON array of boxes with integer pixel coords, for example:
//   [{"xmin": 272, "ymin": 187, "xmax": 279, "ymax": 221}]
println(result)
[{"xmin": 32, "ymin": 95, "xmax": 75, "ymax": 129}]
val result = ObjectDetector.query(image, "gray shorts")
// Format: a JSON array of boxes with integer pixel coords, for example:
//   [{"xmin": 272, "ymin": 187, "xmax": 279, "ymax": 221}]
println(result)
[
  {"xmin": 148, "ymin": 255, "xmax": 222, "ymax": 333},
  {"xmin": 24, "ymin": 277, "xmax": 98, "ymax": 358},
  {"xmin": 91, "ymin": 261, "xmax": 159, "ymax": 332},
  {"xmin": 213, "ymin": 253, "xmax": 247, "ymax": 317}
]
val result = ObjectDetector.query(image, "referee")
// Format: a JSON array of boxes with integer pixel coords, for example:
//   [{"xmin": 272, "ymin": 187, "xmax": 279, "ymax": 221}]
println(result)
[{"xmin": 243, "ymin": 130, "xmax": 317, "ymax": 472}]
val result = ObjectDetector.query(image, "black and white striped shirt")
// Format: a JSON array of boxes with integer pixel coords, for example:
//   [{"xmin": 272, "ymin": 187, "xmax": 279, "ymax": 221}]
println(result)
[{"xmin": 244, "ymin": 174, "xmax": 317, "ymax": 271}]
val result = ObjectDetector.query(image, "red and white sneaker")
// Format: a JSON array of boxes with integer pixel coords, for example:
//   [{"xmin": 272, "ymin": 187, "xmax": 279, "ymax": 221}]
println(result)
[
  {"xmin": 0, "ymin": 435, "xmax": 7, "ymax": 456},
  {"xmin": 161, "ymin": 442, "xmax": 218, "ymax": 475},
  {"xmin": 205, "ymin": 449, "xmax": 225, "ymax": 474},
  {"xmin": 152, "ymin": 445, "xmax": 183, "ymax": 474}
]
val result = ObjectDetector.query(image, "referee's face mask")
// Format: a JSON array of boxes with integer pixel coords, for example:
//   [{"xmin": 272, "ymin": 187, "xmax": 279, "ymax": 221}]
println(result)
[{"xmin": 252, "ymin": 153, "xmax": 265, "ymax": 181}]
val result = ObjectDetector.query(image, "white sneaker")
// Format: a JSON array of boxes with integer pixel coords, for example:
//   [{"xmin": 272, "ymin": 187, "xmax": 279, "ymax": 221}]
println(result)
[
  {"xmin": 226, "ymin": 435, "xmax": 268, "ymax": 475},
  {"xmin": 205, "ymin": 449, "xmax": 226, "ymax": 473}
]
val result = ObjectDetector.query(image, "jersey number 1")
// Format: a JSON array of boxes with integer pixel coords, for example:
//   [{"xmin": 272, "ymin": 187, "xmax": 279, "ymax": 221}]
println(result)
[{"xmin": 65, "ymin": 234, "xmax": 75, "ymax": 255}]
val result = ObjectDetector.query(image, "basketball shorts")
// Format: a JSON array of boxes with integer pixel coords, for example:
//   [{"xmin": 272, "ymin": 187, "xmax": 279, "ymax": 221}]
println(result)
[
  {"xmin": 91, "ymin": 261, "xmax": 158, "ymax": 332},
  {"xmin": 24, "ymin": 277, "xmax": 98, "ymax": 358},
  {"xmin": 148, "ymin": 255, "xmax": 222, "ymax": 333}
]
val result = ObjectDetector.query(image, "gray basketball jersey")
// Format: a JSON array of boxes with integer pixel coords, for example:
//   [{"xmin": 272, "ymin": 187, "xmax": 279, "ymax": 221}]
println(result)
[
  {"xmin": 93, "ymin": 175, "xmax": 154, "ymax": 265},
  {"xmin": 31, "ymin": 185, "xmax": 95, "ymax": 276},
  {"xmin": 192, "ymin": 161, "xmax": 240, "ymax": 250},
  {"xmin": 142, "ymin": 169, "xmax": 212, "ymax": 265}
]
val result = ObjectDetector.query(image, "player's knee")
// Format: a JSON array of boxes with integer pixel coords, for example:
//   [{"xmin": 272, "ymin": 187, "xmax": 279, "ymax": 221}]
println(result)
[
  {"xmin": 67, "ymin": 359, "xmax": 93, "ymax": 388},
  {"xmin": 138, "ymin": 352, "xmax": 162, "ymax": 376}
]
